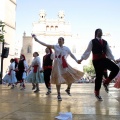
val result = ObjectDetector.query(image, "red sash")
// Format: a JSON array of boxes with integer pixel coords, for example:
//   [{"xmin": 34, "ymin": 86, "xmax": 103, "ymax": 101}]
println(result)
[
  {"xmin": 43, "ymin": 66, "xmax": 52, "ymax": 70},
  {"xmin": 62, "ymin": 56, "xmax": 68, "ymax": 68},
  {"xmin": 33, "ymin": 65, "xmax": 38, "ymax": 73},
  {"xmin": 8, "ymin": 69, "xmax": 13, "ymax": 75},
  {"xmin": 55, "ymin": 55, "xmax": 68, "ymax": 68},
  {"xmin": 93, "ymin": 53, "xmax": 106, "ymax": 60}
]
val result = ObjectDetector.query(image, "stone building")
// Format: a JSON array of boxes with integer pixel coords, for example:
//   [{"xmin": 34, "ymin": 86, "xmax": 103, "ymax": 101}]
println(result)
[
  {"xmin": 0, "ymin": 0, "xmax": 17, "ymax": 76},
  {"xmin": 22, "ymin": 10, "xmax": 84, "ymax": 70}
]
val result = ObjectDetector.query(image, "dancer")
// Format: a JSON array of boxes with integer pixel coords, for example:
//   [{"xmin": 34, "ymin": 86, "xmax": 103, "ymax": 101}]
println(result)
[
  {"xmin": 16, "ymin": 54, "xmax": 28, "ymax": 90},
  {"xmin": 32, "ymin": 34, "xmax": 84, "ymax": 101},
  {"xmin": 26, "ymin": 52, "xmax": 44, "ymax": 93},
  {"xmin": 114, "ymin": 58, "xmax": 120, "ymax": 88},
  {"xmin": 43, "ymin": 47, "xmax": 54, "ymax": 95},
  {"xmin": 14, "ymin": 58, "xmax": 19, "ymax": 85},
  {"xmin": 103, "ymin": 69, "xmax": 108, "ymax": 79},
  {"xmin": 3, "ymin": 59, "xmax": 17, "ymax": 89},
  {"xmin": 78, "ymin": 28, "xmax": 119, "ymax": 101},
  {"xmin": 14, "ymin": 58, "xmax": 19, "ymax": 69}
]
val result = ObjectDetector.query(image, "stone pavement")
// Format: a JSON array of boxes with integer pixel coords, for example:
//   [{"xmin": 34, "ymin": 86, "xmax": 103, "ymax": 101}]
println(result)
[{"xmin": 0, "ymin": 83, "xmax": 120, "ymax": 120}]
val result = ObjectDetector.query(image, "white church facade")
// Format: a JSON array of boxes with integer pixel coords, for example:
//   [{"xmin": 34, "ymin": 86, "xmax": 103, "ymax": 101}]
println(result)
[{"xmin": 22, "ymin": 10, "xmax": 84, "ymax": 70}]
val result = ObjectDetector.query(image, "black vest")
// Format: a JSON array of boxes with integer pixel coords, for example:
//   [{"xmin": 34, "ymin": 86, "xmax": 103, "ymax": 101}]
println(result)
[
  {"xmin": 15, "ymin": 62, "xmax": 18, "ymax": 69},
  {"xmin": 43, "ymin": 54, "xmax": 53, "ymax": 66},
  {"xmin": 18, "ymin": 60, "xmax": 25, "ymax": 70},
  {"xmin": 92, "ymin": 38, "xmax": 107, "ymax": 55}
]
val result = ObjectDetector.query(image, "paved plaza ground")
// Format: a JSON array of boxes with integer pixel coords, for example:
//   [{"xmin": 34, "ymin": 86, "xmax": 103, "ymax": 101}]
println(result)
[{"xmin": 0, "ymin": 83, "xmax": 120, "ymax": 120}]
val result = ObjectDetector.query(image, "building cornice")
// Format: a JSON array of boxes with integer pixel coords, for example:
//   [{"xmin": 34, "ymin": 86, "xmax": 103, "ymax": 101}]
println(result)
[
  {"xmin": 5, "ymin": 22, "xmax": 16, "ymax": 30},
  {"xmin": 10, "ymin": 0, "xmax": 17, "ymax": 5}
]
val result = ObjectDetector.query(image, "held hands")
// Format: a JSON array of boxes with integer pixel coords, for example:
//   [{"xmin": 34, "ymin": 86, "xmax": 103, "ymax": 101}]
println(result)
[
  {"xmin": 26, "ymin": 68, "xmax": 30, "ymax": 72},
  {"xmin": 77, "ymin": 59, "xmax": 82, "ymax": 64},
  {"xmin": 115, "ymin": 59, "xmax": 120, "ymax": 64},
  {"xmin": 40, "ymin": 70, "xmax": 43, "ymax": 73},
  {"xmin": 15, "ymin": 68, "xmax": 19, "ymax": 71}
]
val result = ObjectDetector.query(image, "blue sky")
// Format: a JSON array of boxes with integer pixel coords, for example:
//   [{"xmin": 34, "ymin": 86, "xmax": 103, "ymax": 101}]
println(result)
[{"xmin": 16, "ymin": 0, "xmax": 120, "ymax": 44}]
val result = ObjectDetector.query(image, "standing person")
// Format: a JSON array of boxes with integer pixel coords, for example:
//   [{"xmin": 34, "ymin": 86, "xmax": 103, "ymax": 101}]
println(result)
[
  {"xmin": 103, "ymin": 69, "xmax": 108, "ymax": 79},
  {"xmin": 14, "ymin": 58, "xmax": 19, "ymax": 69},
  {"xmin": 32, "ymin": 34, "xmax": 84, "ymax": 101},
  {"xmin": 14, "ymin": 58, "xmax": 19, "ymax": 85},
  {"xmin": 78, "ymin": 28, "xmax": 119, "ymax": 101},
  {"xmin": 43, "ymin": 47, "xmax": 54, "ymax": 95},
  {"xmin": 26, "ymin": 52, "xmax": 44, "ymax": 93},
  {"xmin": 3, "ymin": 59, "xmax": 17, "ymax": 89},
  {"xmin": 17, "ymin": 54, "xmax": 28, "ymax": 90}
]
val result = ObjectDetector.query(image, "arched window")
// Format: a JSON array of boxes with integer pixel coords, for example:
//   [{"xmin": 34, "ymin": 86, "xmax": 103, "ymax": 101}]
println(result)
[
  {"xmin": 46, "ymin": 25, "xmax": 49, "ymax": 31},
  {"xmin": 27, "ymin": 45, "xmax": 32, "ymax": 53},
  {"xmin": 55, "ymin": 26, "xmax": 58, "ymax": 31},
  {"xmin": 51, "ymin": 26, "xmax": 54, "ymax": 31}
]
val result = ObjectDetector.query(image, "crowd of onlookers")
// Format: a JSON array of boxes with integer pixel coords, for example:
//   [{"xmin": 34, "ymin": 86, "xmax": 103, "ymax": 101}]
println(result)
[{"xmin": 76, "ymin": 77, "xmax": 116, "ymax": 83}]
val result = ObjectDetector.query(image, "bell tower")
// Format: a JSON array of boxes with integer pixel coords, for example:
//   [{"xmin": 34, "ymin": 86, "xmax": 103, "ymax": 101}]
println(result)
[
  {"xmin": 58, "ymin": 10, "xmax": 65, "ymax": 22},
  {"xmin": 39, "ymin": 9, "xmax": 46, "ymax": 22}
]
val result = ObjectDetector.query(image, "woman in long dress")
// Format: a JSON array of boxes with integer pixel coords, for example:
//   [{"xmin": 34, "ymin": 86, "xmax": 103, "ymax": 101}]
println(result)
[
  {"xmin": 3, "ymin": 59, "xmax": 17, "ymax": 89},
  {"xmin": 32, "ymin": 34, "xmax": 84, "ymax": 101},
  {"xmin": 26, "ymin": 52, "xmax": 44, "ymax": 92}
]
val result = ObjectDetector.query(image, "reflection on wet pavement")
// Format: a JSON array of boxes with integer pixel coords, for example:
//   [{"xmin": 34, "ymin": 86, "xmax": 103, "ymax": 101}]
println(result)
[{"xmin": 0, "ymin": 83, "xmax": 119, "ymax": 120}]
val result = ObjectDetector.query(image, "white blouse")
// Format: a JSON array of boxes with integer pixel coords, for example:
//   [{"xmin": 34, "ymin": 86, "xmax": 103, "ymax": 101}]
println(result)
[
  {"xmin": 80, "ymin": 39, "xmax": 115, "ymax": 61},
  {"xmin": 9, "ymin": 62, "xmax": 15, "ymax": 71},
  {"xmin": 54, "ymin": 45, "xmax": 71, "ymax": 58},
  {"xmin": 31, "ymin": 56, "xmax": 42, "ymax": 70}
]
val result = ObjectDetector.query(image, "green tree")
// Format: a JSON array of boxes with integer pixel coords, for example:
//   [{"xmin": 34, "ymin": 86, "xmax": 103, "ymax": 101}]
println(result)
[
  {"xmin": 83, "ymin": 59, "xmax": 95, "ymax": 77},
  {"xmin": 0, "ymin": 21, "xmax": 5, "ymax": 42}
]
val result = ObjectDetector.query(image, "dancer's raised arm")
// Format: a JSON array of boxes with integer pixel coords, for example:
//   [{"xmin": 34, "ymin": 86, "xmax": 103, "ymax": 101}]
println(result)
[{"xmin": 32, "ymin": 34, "xmax": 54, "ymax": 49}]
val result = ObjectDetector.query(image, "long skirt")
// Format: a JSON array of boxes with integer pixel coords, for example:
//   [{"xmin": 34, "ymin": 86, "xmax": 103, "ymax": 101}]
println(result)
[
  {"xmin": 51, "ymin": 60, "xmax": 84, "ymax": 85},
  {"xmin": 3, "ymin": 71, "xmax": 17, "ymax": 84},
  {"xmin": 25, "ymin": 69, "xmax": 44, "ymax": 83}
]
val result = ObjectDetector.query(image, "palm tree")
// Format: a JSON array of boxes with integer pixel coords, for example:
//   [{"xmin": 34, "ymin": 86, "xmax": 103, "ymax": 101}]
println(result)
[{"xmin": 0, "ymin": 21, "xmax": 5, "ymax": 42}]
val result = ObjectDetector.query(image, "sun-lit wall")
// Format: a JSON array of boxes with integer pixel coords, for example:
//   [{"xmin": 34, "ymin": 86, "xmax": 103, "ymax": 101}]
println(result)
[{"xmin": 0, "ymin": 0, "xmax": 17, "ymax": 76}]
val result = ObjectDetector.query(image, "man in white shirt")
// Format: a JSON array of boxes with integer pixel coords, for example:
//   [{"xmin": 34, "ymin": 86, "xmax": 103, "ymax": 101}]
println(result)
[{"xmin": 78, "ymin": 28, "xmax": 119, "ymax": 101}]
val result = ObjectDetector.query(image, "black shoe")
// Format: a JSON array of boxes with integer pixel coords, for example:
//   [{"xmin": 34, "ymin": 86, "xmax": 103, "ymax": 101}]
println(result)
[
  {"xmin": 57, "ymin": 95, "xmax": 62, "ymax": 101},
  {"xmin": 8, "ymin": 83, "xmax": 11, "ymax": 86},
  {"xmin": 65, "ymin": 89, "xmax": 71, "ymax": 96},
  {"xmin": 20, "ymin": 87, "xmax": 25, "ymax": 90},
  {"xmin": 34, "ymin": 89, "xmax": 40, "ymax": 93},
  {"xmin": 95, "ymin": 95, "xmax": 103, "ymax": 101},
  {"xmin": 11, "ymin": 85, "xmax": 14, "ymax": 89},
  {"xmin": 103, "ymin": 83, "xmax": 109, "ymax": 93},
  {"xmin": 32, "ymin": 86, "xmax": 36, "ymax": 90},
  {"xmin": 46, "ymin": 91, "xmax": 51, "ymax": 95}
]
